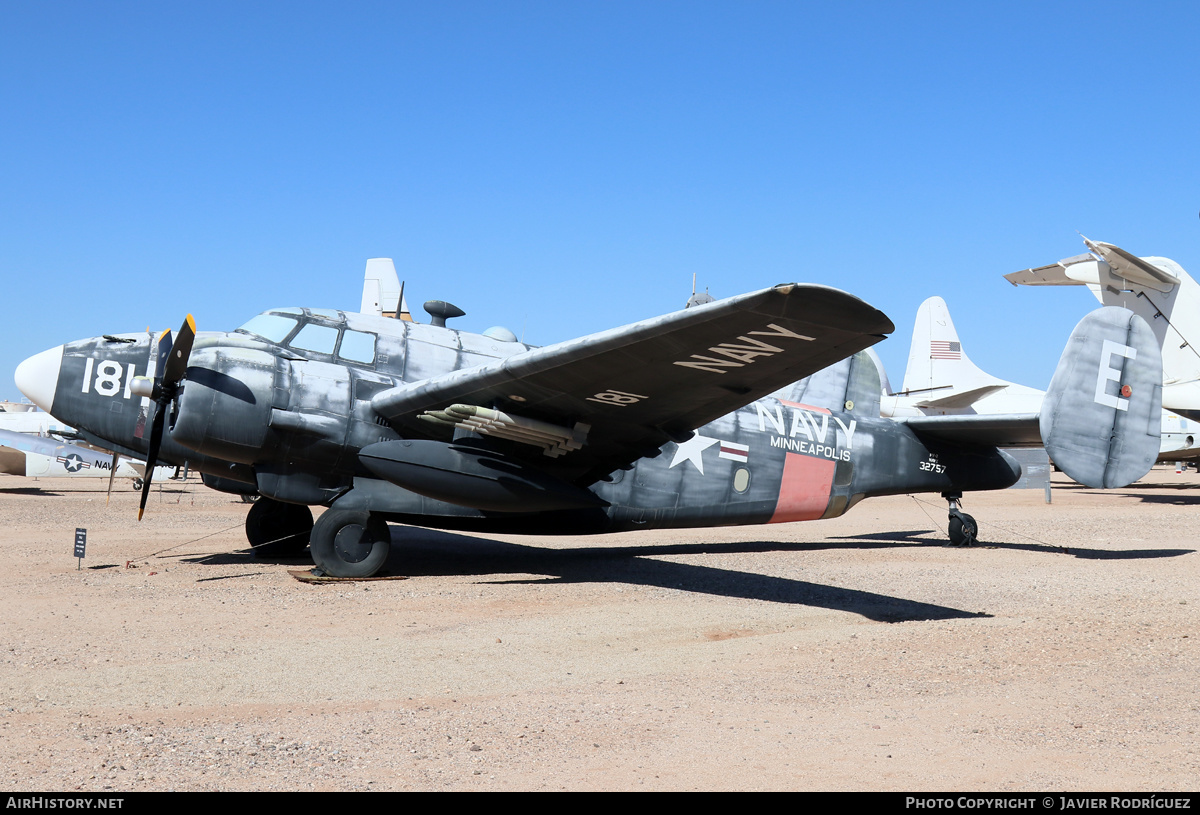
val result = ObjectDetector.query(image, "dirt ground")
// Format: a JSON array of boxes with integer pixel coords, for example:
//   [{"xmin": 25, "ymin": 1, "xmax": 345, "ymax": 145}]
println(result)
[{"xmin": 1, "ymin": 468, "xmax": 1197, "ymax": 791}]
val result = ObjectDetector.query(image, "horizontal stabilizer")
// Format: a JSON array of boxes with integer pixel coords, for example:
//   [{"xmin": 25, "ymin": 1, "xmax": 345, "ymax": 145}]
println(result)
[
  {"xmin": 1040, "ymin": 307, "xmax": 1162, "ymax": 488},
  {"xmin": 915, "ymin": 384, "xmax": 1007, "ymax": 410},
  {"xmin": 1004, "ymin": 254, "xmax": 1094, "ymax": 287},
  {"xmin": 899, "ymin": 413, "xmax": 1041, "ymax": 448},
  {"xmin": 1005, "ymin": 239, "xmax": 1178, "ymax": 293},
  {"xmin": 1083, "ymin": 237, "xmax": 1179, "ymax": 292}
]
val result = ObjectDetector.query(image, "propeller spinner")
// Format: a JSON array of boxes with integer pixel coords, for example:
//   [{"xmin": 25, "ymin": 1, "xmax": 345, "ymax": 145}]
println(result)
[{"xmin": 129, "ymin": 315, "xmax": 196, "ymax": 519}]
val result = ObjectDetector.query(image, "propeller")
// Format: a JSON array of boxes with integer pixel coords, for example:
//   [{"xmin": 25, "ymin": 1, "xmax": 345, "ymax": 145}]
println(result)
[
  {"xmin": 129, "ymin": 315, "xmax": 196, "ymax": 520},
  {"xmin": 105, "ymin": 450, "xmax": 119, "ymax": 506}
]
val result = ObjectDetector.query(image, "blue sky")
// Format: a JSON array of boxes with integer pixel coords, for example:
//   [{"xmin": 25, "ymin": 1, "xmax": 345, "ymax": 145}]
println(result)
[{"xmin": 3, "ymin": 1, "xmax": 1199, "ymax": 402}]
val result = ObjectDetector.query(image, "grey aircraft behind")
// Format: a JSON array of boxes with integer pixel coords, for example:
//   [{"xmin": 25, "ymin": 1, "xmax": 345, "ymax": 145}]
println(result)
[
  {"xmin": 0, "ymin": 426, "xmax": 176, "ymax": 486},
  {"xmin": 14, "ymin": 283, "xmax": 1162, "ymax": 578}
]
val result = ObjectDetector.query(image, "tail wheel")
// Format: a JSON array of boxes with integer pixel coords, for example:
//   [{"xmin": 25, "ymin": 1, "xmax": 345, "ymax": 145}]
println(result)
[
  {"xmin": 246, "ymin": 497, "xmax": 313, "ymax": 558},
  {"xmin": 309, "ymin": 509, "xmax": 391, "ymax": 578},
  {"xmin": 948, "ymin": 513, "xmax": 977, "ymax": 547}
]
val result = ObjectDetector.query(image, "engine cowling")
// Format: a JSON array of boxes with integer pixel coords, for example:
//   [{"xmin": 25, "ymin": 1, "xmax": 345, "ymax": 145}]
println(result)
[{"xmin": 169, "ymin": 347, "xmax": 277, "ymax": 463}]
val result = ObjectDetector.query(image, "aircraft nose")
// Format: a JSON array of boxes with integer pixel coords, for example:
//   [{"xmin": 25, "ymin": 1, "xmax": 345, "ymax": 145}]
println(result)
[{"xmin": 14, "ymin": 345, "xmax": 64, "ymax": 413}]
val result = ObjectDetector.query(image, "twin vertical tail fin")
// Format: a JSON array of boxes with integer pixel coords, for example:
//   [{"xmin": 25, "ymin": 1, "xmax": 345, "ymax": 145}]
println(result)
[
  {"xmin": 1040, "ymin": 307, "xmax": 1162, "ymax": 488},
  {"xmin": 360, "ymin": 258, "xmax": 412, "ymax": 320}
]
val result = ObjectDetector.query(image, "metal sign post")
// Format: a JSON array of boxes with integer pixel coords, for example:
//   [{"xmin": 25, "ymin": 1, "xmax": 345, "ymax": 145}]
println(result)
[{"xmin": 74, "ymin": 528, "xmax": 86, "ymax": 569}]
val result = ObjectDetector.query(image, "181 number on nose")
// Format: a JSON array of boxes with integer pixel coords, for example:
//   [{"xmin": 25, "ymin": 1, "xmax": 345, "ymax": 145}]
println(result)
[{"xmin": 81, "ymin": 358, "xmax": 137, "ymax": 399}]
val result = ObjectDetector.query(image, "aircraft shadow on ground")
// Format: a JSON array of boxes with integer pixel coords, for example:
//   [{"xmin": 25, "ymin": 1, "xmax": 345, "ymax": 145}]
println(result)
[
  {"xmin": 173, "ymin": 528, "xmax": 985, "ymax": 623},
  {"xmin": 975, "ymin": 539, "xmax": 1194, "ymax": 560},
  {"xmin": 395, "ymin": 528, "xmax": 989, "ymax": 623},
  {"xmin": 168, "ymin": 519, "xmax": 1193, "ymax": 612},
  {"xmin": 1057, "ymin": 481, "xmax": 1200, "ymax": 506},
  {"xmin": 824, "ymin": 529, "xmax": 941, "ymax": 544},
  {"xmin": 1109, "ymin": 491, "xmax": 1200, "ymax": 506},
  {"xmin": 828, "ymin": 522, "xmax": 1195, "ymax": 561},
  {"xmin": 0, "ymin": 486, "xmax": 62, "ymax": 496}
]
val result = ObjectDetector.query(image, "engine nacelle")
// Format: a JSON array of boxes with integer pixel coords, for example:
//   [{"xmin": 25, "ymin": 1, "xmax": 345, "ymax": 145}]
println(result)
[
  {"xmin": 169, "ymin": 347, "xmax": 277, "ymax": 463},
  {"xmin": 359, "ymin": 439, "xmax": 608, "ymax": 513}
]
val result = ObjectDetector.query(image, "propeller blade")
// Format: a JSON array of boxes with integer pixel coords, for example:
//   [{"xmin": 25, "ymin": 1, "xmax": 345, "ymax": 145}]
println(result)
[
  {"xmin": 105, "ymin": 451, "xmax": 119, "ymax": 506},
  {"xmin": 153, "ymin": 329, "xmax": 173, "ymax": 382},
  {"xmin": 161, "ymin": 315, "xmax": 195, "ymax": 387},
  {"xmin": 138, "ymin": 399, "xmax": 168, "ymax": 521}
]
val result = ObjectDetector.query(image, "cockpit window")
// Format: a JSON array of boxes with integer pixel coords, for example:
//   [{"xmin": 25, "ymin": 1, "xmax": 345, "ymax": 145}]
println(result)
[
  {"xmin": 309, "ymin": 308, "xmax": 341, "ymax": 320},
  {"xmin": 289, "ymin": 323, "xmax": 339, "ymax": 355},
  {"xmin": 339, "ymin": 330, "xmax": 376, "ymax": 364},
  {"xmin": 236, "ymin": 314, "xmax": 299, "ymax": 343}
]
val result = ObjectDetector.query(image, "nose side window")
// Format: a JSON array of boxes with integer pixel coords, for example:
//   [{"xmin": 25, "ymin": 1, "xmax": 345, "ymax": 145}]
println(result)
[
  {"xmin": 289, "ymin": 324, "xmax": 339, "ymax": 355},
  {"xmin": 339, "ymin": 330, "xmax": 377, "ymax": 364}
]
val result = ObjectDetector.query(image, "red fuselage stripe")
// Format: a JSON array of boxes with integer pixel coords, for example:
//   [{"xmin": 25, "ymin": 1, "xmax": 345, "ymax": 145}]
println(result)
[{"xmin": 769, "ymin": 451, "xmax": 835, "ymax": 523}]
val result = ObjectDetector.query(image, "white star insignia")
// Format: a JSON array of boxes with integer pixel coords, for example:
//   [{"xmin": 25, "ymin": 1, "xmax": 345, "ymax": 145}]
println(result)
[{"xmin": 668, "ymin": 434, "xmax": 719, "ymax": 474}]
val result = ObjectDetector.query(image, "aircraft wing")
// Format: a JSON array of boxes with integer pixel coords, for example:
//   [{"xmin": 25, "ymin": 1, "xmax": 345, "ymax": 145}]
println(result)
[
  {"xmin": 898, "ymin": 414, "xmax": 1043, "ymax": 448},
  {"xmin": 372, "ymin": 283, "xmax": 893, "ymax": 480},
  {"xmin": 1158, "ymin": 447, "xmax": 1200, "ymax": 464}
]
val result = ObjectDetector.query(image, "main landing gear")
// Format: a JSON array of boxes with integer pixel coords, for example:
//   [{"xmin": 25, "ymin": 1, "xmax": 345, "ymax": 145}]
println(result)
[
  {"xmin": 241, "ymin": 498, "xmax": 392, "ymax": 577},
  {"xmin": 943, "ymin": 492, "xmax": 977, "ymax": 547},
  {"xmin": 245, "ymin": 497, "xmax": 314, "ymax": 559},
  {"xmin": 309, "ymin": 509, "xmax": 392, "ymax": 578}
]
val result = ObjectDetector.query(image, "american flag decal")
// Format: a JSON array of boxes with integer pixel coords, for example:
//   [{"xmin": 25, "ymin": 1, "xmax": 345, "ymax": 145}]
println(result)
[
  {"xmin": 719, "ymin": 441, "xmax": 750, "ymax": 463},
  {"xmin": 930, "ymin": 340, "xmax": 961, "ymax": 360}
]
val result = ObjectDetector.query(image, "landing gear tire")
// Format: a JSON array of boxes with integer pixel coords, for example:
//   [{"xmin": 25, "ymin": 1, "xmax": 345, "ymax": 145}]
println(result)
[
  {"xmin": 246, "ymin": 497, "xmax": 314, "ymax": 559},
  {"xmin": 132, "ymin": 478, "xmax": 143, "ymax": 491},
  {"xmin": 309, "ymin": 509, "xmax": 391, "ymax": 578},
  {"xmin": 948, "ymin": 513, "xmax": 977, "ymax": 547}
]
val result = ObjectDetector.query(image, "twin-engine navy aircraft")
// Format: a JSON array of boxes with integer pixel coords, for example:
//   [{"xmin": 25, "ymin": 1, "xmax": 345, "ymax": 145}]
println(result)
[{"xmin": 15, "ymin": 280, "xmax": 1163, "ymax": 578}]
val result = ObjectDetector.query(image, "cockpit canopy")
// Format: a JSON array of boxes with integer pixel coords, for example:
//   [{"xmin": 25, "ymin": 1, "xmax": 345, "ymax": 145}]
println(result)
[{"xmin": 235, "ymin": 308, "xmax": 378, "ymax": 364}]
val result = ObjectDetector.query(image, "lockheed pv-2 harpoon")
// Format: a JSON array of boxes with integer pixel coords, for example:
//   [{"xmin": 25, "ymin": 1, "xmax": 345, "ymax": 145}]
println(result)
[{"xmin": 14, "ymin": 283, "xmax": 1162, "ymax": 578}]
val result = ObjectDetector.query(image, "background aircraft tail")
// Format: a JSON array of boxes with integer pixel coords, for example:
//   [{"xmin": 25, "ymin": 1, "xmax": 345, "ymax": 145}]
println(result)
[
  {"xmin": 1006, "ymin": 238, "xmax": 1200, "ymax": 414},
  {"xmin": 899, "ymin": 296, "xmax": 1018, "ymax": 409},
  {"xmin": 360, "ymin": 258, "xmax": 412, "ymax": 319},
  {"xmin": 1041, "ymin": 307, "xmax": 1162, "ymax": 488}
]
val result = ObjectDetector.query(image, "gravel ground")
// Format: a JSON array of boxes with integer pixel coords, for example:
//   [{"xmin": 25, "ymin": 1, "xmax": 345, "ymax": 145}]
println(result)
[{"xmin": 1, "ymin": 469, "xmax": 1197, "ymax": 791}]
